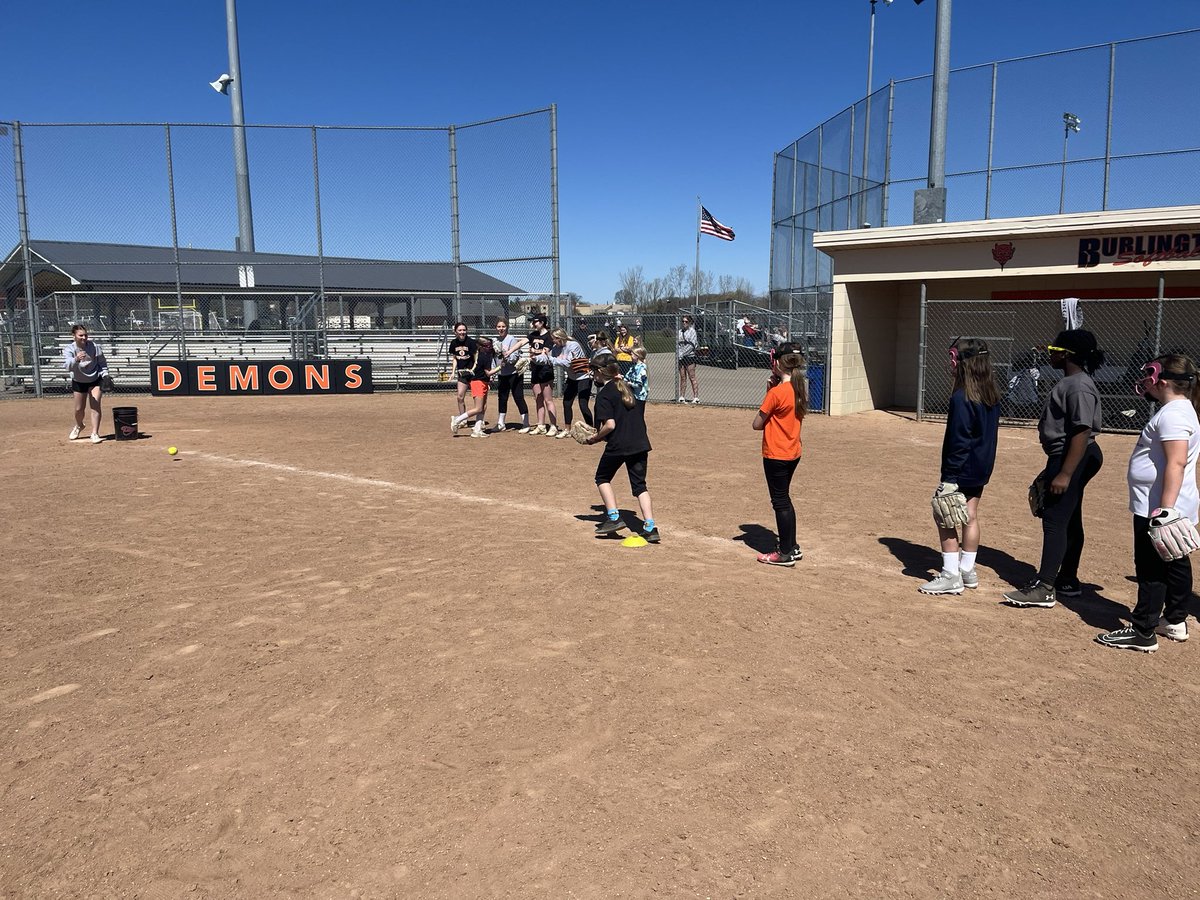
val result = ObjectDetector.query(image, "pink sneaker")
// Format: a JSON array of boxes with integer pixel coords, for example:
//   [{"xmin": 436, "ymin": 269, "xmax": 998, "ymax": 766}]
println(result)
[{"xmin": 756, "ymin": 550, "xmax": 797, "ymax": 568}]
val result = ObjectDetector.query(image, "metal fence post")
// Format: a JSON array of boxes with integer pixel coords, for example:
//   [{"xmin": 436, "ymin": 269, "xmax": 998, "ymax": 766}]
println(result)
[
  {"xmin": 311, "ymin": 126, "xmax": 326, "ymax": 353},
  {"xmin": 1103, "ymin": 43, "xmax": 1116, "ymax": 211},
  {"xmin": 12, "ymin": 122, "xmax": 44, "ymax": 398},
  {"xmin": 882, "ymin": 81, "xmax": 894, "ymax": 226},
  {"xmin": 164, "ymin": 124, "xmax": 186, "ymax": 362},
  {"xmin": 984, "ymin": 62, "xmax": 997, "ymax": 218},
  {"xmin": 916, "ymin": 282, "xmax": 928, "ymax": 421},
  {"xmin": 550, "ymin": 104, "xmax": 561, "ymax": 330},
  {"xmin": 1155, "ymin": 275, "xmax": 1165, "ymax": 357},
  {"xmin": 448, "ymin": 124, "xmax": 461, "ymax": 327}
]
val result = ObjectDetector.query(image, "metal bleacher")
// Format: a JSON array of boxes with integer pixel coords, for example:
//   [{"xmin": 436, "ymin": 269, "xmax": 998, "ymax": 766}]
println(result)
[{"xmin": 37, "ymin": 331, "xmax": 451, "ymax": 392}]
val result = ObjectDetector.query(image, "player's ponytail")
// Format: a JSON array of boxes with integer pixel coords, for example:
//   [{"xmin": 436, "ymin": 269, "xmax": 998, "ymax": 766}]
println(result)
[
  {"xmin": 591, "ymin": 352, "xmax": 635, "ymax": 408},
  {"xmin": 775, "ymin": 350, "xmax": 809, "ymax": 420}
]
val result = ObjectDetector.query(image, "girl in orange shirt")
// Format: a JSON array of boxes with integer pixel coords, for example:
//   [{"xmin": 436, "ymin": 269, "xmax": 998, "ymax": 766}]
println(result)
[{"xmin": 751, "ymin": 344, "xmax": 808, "ymax": 567}]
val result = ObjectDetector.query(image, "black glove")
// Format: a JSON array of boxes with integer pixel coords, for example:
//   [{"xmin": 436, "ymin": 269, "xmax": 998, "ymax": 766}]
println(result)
[{"xmin": 101, "ymin": 375, "xmax": 115, "ymax": 390}]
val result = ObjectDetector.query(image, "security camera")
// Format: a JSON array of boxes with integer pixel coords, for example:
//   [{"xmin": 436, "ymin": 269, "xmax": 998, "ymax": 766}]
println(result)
[{"xmin": 210, "ymin": 74, "xmax": 234, "ymax": 94}]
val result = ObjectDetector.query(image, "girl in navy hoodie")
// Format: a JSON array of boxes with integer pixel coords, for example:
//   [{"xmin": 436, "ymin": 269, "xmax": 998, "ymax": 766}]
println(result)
[{"xmin": 919, "ymin": 337, "xmax": 1002, "ymax": 595}]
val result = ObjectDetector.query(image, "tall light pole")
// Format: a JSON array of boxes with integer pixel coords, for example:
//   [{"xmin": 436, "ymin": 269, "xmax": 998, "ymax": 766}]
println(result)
[
  {"xmin": 913, "ymin": 0, "xmax": 950, "ymax": 225},
  {"xmin": 1059, "ymin": 112, "xmax": 1081, "ymax": 215},
  {"xmin": 216, "ymin": 0, "xmax": 256, "ymax": 325},
  {"xmin": 860, "ymin": 0, "xmax": 892, "ymax": 227}
]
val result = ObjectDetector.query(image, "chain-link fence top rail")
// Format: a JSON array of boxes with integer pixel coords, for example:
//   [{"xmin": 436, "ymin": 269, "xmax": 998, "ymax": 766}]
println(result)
[
  {"xmin": 770, "ymin": 29, "xmax": 1200, "ymax": 299},
  {"xmin": 921, "ymin": 296, "xmax": 1200, "ymax": 434},
  {"xmin": 1, "ymin": 110, "xmax": 555, "ymax": 331}
]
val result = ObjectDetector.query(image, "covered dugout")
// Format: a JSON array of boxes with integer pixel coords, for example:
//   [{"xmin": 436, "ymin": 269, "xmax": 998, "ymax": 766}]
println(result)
[{"xmin": 812, "ymin": 205, "xmax": 1200, "ymax": 424}]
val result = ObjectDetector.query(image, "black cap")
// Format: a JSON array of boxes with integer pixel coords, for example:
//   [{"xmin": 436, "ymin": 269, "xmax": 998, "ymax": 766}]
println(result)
[{"xmin": 1053, "ymin": 329, "xmax": 1097, "ymax": 357}]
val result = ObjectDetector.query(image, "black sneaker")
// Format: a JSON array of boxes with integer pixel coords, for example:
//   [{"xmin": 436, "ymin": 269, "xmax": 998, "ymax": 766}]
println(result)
[
  {"xmin": 642, "ymin": 527, "xmax": 660, "ymax": 544},
  {"xmin": 1095, "ymin": 627, "xmax": 1158, "ymax": 653},
  {"xmin": 595, "ymin": 518, "xmax": 625, "ymax": 536},
  {"xmin": 1054, "ymin": 578, "xmax": 1082, "ymax": 597},
  {"xmin": 1001, "ymin": 580, "xmax": 1057, "ymax": 608}
]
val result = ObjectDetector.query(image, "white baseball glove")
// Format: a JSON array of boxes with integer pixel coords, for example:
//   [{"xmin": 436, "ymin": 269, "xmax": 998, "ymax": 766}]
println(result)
[
  {"xmin": 931, "ymin": 481, "xmax": 969, "ymax": 528},
  {"xmin": 1148, "ymin": 507, "xmax": 1200, "ymax": 561}
]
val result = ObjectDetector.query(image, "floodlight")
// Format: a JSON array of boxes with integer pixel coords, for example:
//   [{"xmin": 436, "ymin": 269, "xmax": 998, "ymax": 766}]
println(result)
[{"xmin": 210, "ymin": 74, "xmax": 234, "ymax": 94}]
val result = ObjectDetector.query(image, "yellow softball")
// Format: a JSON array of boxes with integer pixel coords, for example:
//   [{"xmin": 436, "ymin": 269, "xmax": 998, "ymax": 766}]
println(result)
[{"xmin": 167, "ymin": 447, "xmax": 178, "ymax": 456}]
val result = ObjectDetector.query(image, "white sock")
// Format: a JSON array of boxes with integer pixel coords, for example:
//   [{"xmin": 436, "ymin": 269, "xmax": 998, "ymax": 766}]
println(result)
[
  {"xmin": 521, "ymin": 414, "xmax": 530, "ymax": 425},
  {"xmin": 453, "ymin": 412, "xmax": 471, "ymax": 427},
  {"xmin": 942, "ymin": 552, "xmax": 961, "ymax": 575},
  {"xmin": 960, "ymin": 551, "xmax": 977, "ymax": 572},
  {"xmin": 497, "ymin": 414, "xmax": 506, "ymax": 428}
]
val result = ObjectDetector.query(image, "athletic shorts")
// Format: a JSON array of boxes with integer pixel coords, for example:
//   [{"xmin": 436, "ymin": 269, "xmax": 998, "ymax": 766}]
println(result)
[
  {"xmin": 456, "ymin": 370, "xmax": 474, "ymax": 386},
  {"xmin": 595, "ymin": 451, "xmax": 649, "ymax": 496},
  {"xmin": 530, "ymin": 364, "xmax": 554, "ymax": 385},
  {"xmin": 679, "ymin": 356, "xmax": 697, "ymax": 367},
  {"xmin": 470, "ymin": 379, "xmax": 489, "ymax": 398},
  {"xmin": 72, "ymin": 379, "xmax": 101, "ymax": 393},
  {"xmin": 961, "ymin": 484, "xmax": 985, "ymax": 500}
]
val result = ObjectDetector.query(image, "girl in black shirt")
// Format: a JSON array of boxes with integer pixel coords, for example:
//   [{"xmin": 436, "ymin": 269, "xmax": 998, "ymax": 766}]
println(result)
[{"xmin": 584, "ymin": 352, "xmax": 658, "ymax": 543}]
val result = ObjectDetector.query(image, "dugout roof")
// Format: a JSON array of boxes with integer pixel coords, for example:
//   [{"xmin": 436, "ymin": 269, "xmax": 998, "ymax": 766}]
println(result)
[{"xmin": 0, "ymin": 240, "xmax": 524, "ymax": 296}]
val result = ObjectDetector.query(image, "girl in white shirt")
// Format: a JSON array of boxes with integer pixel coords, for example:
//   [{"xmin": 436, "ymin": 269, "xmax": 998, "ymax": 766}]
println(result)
[{"xmin": 1097, "ymin": 353, "xmax": 1200, "ymax": 652}]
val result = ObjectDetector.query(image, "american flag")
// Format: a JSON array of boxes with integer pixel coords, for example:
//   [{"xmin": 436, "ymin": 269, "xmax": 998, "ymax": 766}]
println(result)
[{"xmin": 699, "ymin": 206, "xmax": 735, "ymax": 241}]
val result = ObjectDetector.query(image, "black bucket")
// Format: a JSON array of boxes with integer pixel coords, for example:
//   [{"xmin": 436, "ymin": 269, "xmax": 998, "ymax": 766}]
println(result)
[{"xmin": 113, "ymin": 406, "xmax": 139, "ymax": 441}]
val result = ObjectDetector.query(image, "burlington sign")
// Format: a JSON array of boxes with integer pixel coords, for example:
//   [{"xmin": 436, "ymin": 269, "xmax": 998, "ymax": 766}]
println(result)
[{"xmin": 1078, "ymin": 232, "xmax": 1200, "ymax": 268}]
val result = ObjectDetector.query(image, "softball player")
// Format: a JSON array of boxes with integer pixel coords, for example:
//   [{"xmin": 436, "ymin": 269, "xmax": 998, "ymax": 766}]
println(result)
[
  {"xmin": 447, "ymin": 321, "xmax": 476, "ymax": 426},
  {"xmin": 520, "ymin": 315, "xmax": 559, "ymax": 436},
  {"xmin": 677, "ymin": 315, "xmax": 699, "ymax": 403},
  {"xmin": 919, "ymin": 338, "xmax": 1001, "ymax": 595},
  {"xmin": 494, "ymin": 319, "xmax": 529, "ymax": 432},
  {"xmin": 64, "ymin": 323, "xmax": 110, "ymax": 444},
  {"xmin": 1003, "ymin": 329, "xmax": 1105, "ymax": 608},
  {"xmin": 1097, "ymin": 353, "xmax": 1200, "ymax": 652},
  {"xmin": 547, "ymin": 328, "xmax": 593, "ymax": 439},
  {"xmin": 584, "ymin": 352, "xmax": 658, "ymax": 543},
  {"xmin": 449, "ymin": 337, "xmax": 499, "ymax": 438},
  {"xmin": 751, "ymin": 344, "xmax": 807, "ymax": 566}
]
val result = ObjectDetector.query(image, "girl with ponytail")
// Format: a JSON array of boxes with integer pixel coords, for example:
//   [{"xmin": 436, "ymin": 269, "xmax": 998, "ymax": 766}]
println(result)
[
  {"xmin": 584, "ymin": 352, "xmax": 659, "ymax": 543},
  {"xmin": 1097, "ymin": 353, "xmax": 1200, "ymax": 652},
  {"xmin": 919, "ymin": 337, "xmax": 1001, "ymax": 594},
  {"xmin": 751, "ymin": 344, "xmax": 808, "ymax": 566}
]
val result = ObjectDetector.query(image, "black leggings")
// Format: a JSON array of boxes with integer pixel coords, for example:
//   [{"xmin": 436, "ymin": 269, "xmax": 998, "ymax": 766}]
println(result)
[
  {"xmin": 1037, "ymin": 442, "xmax": 1103, "ymax": 583},
  {"xmin": 497, "ymin": 373, "xmax": 527, "ymax": 416},
  {"xmin": 1131, "ymin": 514, "xmax": 1194, "ymax": 634},
  {"xmin": 763, "ymin": 456, "xmax": 801, "ymax": 552},
  {"xmin": 562, "ymin": 378, "xmax": 593, "ymax": 427},
  {"xmin": 595, "ymin": 451, "xmax": 648, "ymax": 496}
]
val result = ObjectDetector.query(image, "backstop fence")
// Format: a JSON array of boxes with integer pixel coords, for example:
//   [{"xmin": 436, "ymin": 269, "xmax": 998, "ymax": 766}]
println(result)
[
  {"xmin": 0, "ymin": 108, "xmax": 558, "ymax": 397},
  {"xmin": 771, "ymin": 28, "xmax": 1200, "ymax": 303}
]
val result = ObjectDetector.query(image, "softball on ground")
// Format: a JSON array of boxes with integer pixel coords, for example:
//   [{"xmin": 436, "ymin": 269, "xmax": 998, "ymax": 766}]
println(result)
[{"xmin": 167, "ymin": 447, "xmax": 178, "ymax": 456}]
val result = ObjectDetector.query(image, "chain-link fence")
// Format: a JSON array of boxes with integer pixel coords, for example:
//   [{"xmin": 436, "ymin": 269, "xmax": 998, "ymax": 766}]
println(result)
[
  {"xmin": 919, "ymin": 296, "xmax": 1200, "ymax": 433},
  {"xmin": 771, "ymin": 29, "xmax": 1200, "ymax": 301},
  {"xmin": 0, "ymin": 109, "xmax": 558, "ymax": 397},
  {"xmin": 559, "ymin": 302, "xmax": 831, "ymax": 411}
]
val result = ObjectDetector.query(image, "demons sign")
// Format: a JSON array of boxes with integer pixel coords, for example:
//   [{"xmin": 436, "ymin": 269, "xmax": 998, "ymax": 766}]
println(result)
[{"xmin": 151, "ymin": 359, "xmax": 372, "ymax": 396}]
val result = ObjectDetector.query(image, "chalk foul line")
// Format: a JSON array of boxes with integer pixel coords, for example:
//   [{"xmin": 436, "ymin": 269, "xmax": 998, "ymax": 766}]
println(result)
[{"xmin": 192, "ymin": 451, "xmax": 735, "ymax": 552}]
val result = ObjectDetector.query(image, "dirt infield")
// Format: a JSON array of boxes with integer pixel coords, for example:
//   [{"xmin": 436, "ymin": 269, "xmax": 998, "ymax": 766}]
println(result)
[{"xmin": 2, "ymin": 393, "xmax": 1198, "ymax": 899}]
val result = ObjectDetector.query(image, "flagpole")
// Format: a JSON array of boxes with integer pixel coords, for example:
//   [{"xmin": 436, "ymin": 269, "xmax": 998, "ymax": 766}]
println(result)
[{"xmin": 694, "ymin": 196, "xmax": 701, "ymax": 307}]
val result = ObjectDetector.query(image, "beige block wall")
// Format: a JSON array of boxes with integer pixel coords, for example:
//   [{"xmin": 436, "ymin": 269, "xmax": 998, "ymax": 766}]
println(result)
[{"xmin": 827, "ymin": 282, "xmax": 903, "ymax": 415}]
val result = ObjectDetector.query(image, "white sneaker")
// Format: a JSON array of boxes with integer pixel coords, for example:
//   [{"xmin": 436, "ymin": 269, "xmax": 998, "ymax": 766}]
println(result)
[
  {"xmin": 1155, "ymin": 618, "xmax": 1189, "ymax": 642},
  {"xmin": 531, "ymin": 425, "xmax": 547, "ymax": 436},
  {"xmin": 691, "ymin": 397, "xmax": 700, "ymax": 404},
  {"xmin": 68, "ymin": 425, "xmax": 82, "ymax": 440},
  {"xmin": 89, "ymin": 433, "xmax": 103, "ymax": 444},
  {"xmin": 450, "ymin": 415, "xmax": 459, "ymax": 436},
  {"xmin": 518, "ymin": 425, "xmax": 532, "ymax": 434},
  {"xmin": 469, "ymin": 429, "xmax": 488, "ymax": 439},
  {"xmin": 554, "ymin": 428, "xmax": 571, "ymax": 439},
  {"xmin": 545, "ymin": 425, "xmax": 559, "ymax": 437},
  {"xmin": 677, "ymin": 396, "xmax": 686, "ymax": 403}
]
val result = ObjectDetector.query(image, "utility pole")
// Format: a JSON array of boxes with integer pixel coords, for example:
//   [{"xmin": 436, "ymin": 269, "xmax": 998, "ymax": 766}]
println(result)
[
  {"xmin": 224, "ymin": 0, "xmax": 257, "ymax": 324},
  {"xmin": 914, "ymin": 0, "xmax": 950, "ymax": 224}
]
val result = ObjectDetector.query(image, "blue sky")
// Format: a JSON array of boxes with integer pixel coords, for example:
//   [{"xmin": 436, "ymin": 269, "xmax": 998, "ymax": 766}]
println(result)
[{"xmin": 5, "ymin": 1, "xmax": 1200, "ymax": 303}]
